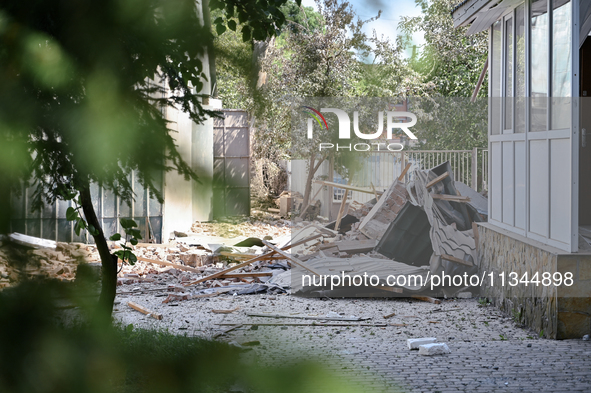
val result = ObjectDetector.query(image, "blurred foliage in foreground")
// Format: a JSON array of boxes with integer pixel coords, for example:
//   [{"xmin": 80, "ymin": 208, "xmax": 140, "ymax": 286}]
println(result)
[{"xmin": 0, "ymin": 277, "xmax": 384, "ymax": 393}]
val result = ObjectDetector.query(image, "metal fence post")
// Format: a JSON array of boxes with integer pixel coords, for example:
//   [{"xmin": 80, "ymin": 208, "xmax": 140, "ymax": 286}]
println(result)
[{"xmin": 471, "ymin": 147, "xmax": 478, "ymax": 190}]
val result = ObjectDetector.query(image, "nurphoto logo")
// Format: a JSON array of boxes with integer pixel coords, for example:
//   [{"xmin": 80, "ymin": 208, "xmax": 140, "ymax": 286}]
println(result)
[{"xmin": 302, "ymin": 106, "xmax": 418, "ymax": 152}]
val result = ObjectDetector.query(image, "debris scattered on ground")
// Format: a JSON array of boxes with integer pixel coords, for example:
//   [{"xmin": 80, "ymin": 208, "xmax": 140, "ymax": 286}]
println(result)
[
  {"xmin": 418, "ymin": 342, "xmax": 451, "ymax": 356},
  {"xmin": 408, "ymin": 337, "xmax": 437, "ymax": 350},
  {"xmin": 128, "ymin": 301, "xmax": 163, "ymax": 320}
]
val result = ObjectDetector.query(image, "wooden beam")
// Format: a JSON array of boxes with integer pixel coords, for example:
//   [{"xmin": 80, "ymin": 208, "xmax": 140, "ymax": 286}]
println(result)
[
  {"xmin": 398, "ymin": 162, "xmax": 412, "ymax": 181},
  {"xmin": 370, "ymin": 182, "xmax": 379, "ymax": 201},
  {"xmin": 471, "ymin": 58, "xmax": 488, "ymax": 103},
  {"xmin": 262, "ymin": 240, "xmax": 322, "ymax": 276},
  {"xmin": 217, "ymin": 322, "xmax": 387, "ymax": 327},
  {"xmin": 246, "ymin": 312, "xmax": 365, "ymax": 321},
  {"xmin": 137, "ymin": 256, "xmax": 202, "ymax": 274},
  {"xmin": 314, "ymin": 180, "xmax": 383, "ymax": 195},
  {"xmin": 426, "ymin": 172, "xmax": 449, "ymax": 188},
  {"xmin": 431, "ymin": 194, "xmax": 471, "ymax": 203},
  {"xmin": 441, "ymin": 254, "xmax": 474, "ymax": 267},
  {"xmin": 128, "ymin": 301, "xmax": 163, "ymax": 320},
  {"xmin": 184, "ymin": 233, "xmax": 323, "ymax": 286},
  {"xmin": 410, "ymin": 295, "xmax": 441, "ymax": 304},
  {"xmin": 219, "ymin": 272, "xmax": 273, "ymax": 278}
]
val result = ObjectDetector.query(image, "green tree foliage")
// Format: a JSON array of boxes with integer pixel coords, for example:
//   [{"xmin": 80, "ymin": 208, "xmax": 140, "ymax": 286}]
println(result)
[
  {"xmin": 0, "ymin": 0, "xmax": 295, "ymax": 318},
  {"xmin": 398, "ymin": 0, "xmax": 489, "ymax": 149},
  {"xmin": 399, "ymin": 0, "xmax": 488, "ymax": 97},
  {"xmin": 259, "ymin": 0, "xmax": 417, "ymax": 207}
]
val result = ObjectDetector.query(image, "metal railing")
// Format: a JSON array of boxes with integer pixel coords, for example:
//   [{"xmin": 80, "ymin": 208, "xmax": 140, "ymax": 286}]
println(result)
[{"xmin": 335, "ymin": 148, "xmax": 488, "ymax": 203}]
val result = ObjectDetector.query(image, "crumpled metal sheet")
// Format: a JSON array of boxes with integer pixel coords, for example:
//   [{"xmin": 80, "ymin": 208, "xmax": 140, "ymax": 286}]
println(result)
[{"xmin": 406, "ymin": 162, "xmax": 478, "ymax": 274}]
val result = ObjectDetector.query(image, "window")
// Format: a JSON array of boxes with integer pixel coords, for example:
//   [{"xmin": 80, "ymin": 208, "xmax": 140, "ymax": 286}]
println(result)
[
  {"xmin": 551, "ymin": 0, "xmax": 571, "ymax": 130},
  {"xmin": 491, "ymin": 20, "xmax": 502, "ymax": 135},
  {"xmin": 515, "ymin": 4, "xmax": 526, "ymax": 133},
  {"xmin": 530, "ymin": 0, "xmax": 549, "ymax": 132},
  {"xmin": 505, "ymin": 17, "xmax": 514, "ymax": 131}
]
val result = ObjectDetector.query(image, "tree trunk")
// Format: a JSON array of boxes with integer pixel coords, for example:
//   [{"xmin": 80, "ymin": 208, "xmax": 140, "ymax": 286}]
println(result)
[
  {"xmin": 79, "ymin": 185, "xmax": 117, "ymax": 319},
  {"xmin": 299, "ymin": 154, "xmax": 325, "ymax": 217}
]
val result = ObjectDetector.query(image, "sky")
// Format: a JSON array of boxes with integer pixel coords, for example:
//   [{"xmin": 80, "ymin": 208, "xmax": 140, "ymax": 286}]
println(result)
[{"xmin": 300, "ymin": 0, "xmax": 425, "ymax": 57}]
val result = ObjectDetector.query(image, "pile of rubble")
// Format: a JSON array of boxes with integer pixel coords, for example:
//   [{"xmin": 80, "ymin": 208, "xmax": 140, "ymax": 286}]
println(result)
[
  {"xmin": 285, "ymin": 161, "xmax": 488, "ymax": 298},
  {"xmin": 0, "ymin": 161, "xmax": 487, "ymax": 318},
  {"xmin": 0, "ymin": 233, "xmax": 99, "ymax": 288}
]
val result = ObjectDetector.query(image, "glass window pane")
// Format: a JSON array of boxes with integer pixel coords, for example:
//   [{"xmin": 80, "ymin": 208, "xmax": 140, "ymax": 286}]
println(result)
[
  {"xmin": 505, "ymin": 17, "xmax": 514, "ymax": 130},
  {"xmin": 491, "ymin": 21, "xmax": 502, "ymax": 135},
  {"xmin": 530, "ymin": 0, "xmax": 549, "ymax": 132},
  {"xmin": 551, "ymin": 0, "xmax": 571, "ymax": 130},
  {"xmin": 515, "ymin": 4, "xmax": 526, "ymax": 133}
]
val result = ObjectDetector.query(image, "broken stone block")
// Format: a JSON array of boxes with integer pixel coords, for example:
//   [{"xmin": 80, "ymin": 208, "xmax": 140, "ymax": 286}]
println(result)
[
  {"xmin": 418, "ymin": 343, "xmax": 451, "ymax": 356},
  {"xmin": 407, "ymin": 337, "xmax": 437, "ymax": 350}
]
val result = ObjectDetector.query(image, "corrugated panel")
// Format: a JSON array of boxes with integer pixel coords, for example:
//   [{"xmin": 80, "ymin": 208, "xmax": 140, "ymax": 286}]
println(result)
[
  {"xmin": 213, "ymin": 109, "xmax": 250, "ymax": 218},
  {"xmin": 291, "ymin": 256, "xmax": 431, "ymax": 295},
  {"xmin": 10, "ymin": 170, "xmax": 163, "ymax": 243}
]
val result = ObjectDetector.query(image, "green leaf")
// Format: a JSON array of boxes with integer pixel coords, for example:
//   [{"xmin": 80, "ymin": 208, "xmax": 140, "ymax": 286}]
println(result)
[
  {"xmin": 242, "ymin": 26, "xmax": 251, "ymax": 42},
  {"xmin": 128, "ymin": 253, "xmax": 137, "ymax": 264},
  {"xmin": 109, "ymin": 233, "xmax": 122, "ymax": 241},
  {"xmin": 130, "ymin": 238, "xmax": 138, "ymax": 246},
  {"xmin": 66, "ymin": 207, "xmax": 78, "ymax": 221},
  {"xmin": 120, "ymin": 218, "xmax": 137, "ymax": 229},
  {"xmin": 129, "ymin": 228, "xmax": 142, "ymax": 239},
  {"xmin": 88, "ymin": 224, "xmax": 99, "ymax": 236},
  {"xmin": 74, "ymin": 221, "xmax": 81, "ymax": 236},
  {"xmin": 216, "ymin": 23, "xmax": 226, "ymax": 35},
  {"xmin": 228, "ymin": 20, "xmax": 237, "ymax": 31}
]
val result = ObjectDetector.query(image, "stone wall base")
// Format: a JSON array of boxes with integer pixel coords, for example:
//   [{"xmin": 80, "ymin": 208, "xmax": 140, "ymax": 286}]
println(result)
[{"xmin": 477, "ymin": 223, "xmax": 591, "ymax": 339}]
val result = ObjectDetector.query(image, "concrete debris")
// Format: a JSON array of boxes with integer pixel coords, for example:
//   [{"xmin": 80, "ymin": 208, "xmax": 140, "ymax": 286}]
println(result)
[
  {"xmin": 418, "ymin": 342, "xmax": 451, "ymax": 356},
  {"xmin": 407, "ymin": 337, "xmax": 438, "ymax": 350}
]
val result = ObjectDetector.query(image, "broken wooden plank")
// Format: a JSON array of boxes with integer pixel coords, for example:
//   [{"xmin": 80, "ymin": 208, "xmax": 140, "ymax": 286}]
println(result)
[
  {"xmin": 137, "ymin": 256, "xmax": 202, "ymax": 274},
  {"xmin": 212, "ymin": 324, "xmax": 243, "ymax": 339},
  {"xmin": 267, "ymin": 208, "xmax": 281, "ymax": 213},
  {"xmin": 398, "ymin": 162, "xmax": 412, "ymax": 181},
  {"xmin": 128, "ymin": 301, "xmax": 163, "ymax": 320},
  {"xmin": 383, "ymin": 312, "xmax": 396, "ymax": 319},
  {"xmin": 211, "ymin": 307, "xmax": 240, "ymax": 314},
  {"xmin": 314, "ymin": 180, "xmax": 383, "ymax": 195},
  {"xmin": 261, "ymin": 240, "xmax": 322, "ymax": 276},
  {"xmin": 426, "ymin": 172, "xmax": 449, "ymax": 188},
  {"xmin": 441, "ymin": 253, "xmax": 474, "ymax": 267},
  {"xmin": 218, "ymin": 322, "xmax": 386, "ymax": 327},
  {"xmin": 219, "ymin": 272, "xmax": 273, "ymax": 278},
  {"xmin": 246, "ymin": 312, "xmax": 367, "ymax": 321},
  {"xmin": 410, "ymin": 295, "xmax": 441, "ymax": 304},
  {"xmin": 185, "ymin": 233, "xmax": 323, "ymax": 286},
  {"xmin": 431, "ymin": 194, "xmax": 471, "ymax": 202}
]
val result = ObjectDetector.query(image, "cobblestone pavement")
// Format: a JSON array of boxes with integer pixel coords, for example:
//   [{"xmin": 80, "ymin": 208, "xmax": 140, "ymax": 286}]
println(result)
[{"xmin": 115, "ymin": 292, "xmax": 591, "ymax": 393}]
